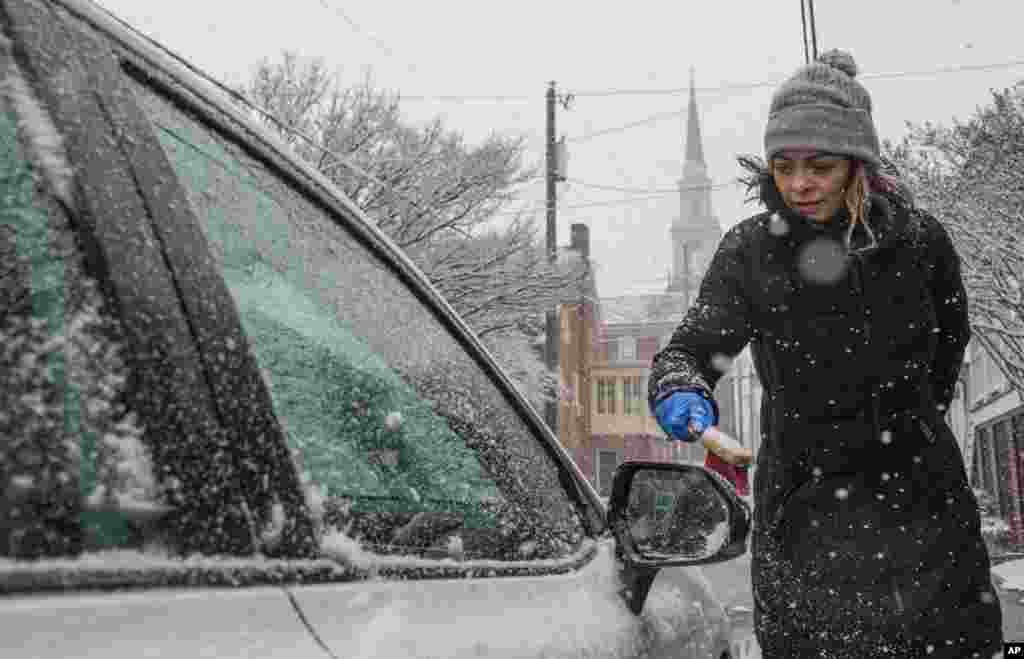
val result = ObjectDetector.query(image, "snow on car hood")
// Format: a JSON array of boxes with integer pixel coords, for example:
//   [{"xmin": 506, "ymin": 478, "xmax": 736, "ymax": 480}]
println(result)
[
  {"xmin": 291, "ymin": 537, "xmax": 727, "ymax": 659},
  {"xmin": 0, "ymin": 537, "xmax": 727, "ymax": 658},
  {"xmin": 0, "ymin": 582, "xmax": 329, "ymax": 659}
]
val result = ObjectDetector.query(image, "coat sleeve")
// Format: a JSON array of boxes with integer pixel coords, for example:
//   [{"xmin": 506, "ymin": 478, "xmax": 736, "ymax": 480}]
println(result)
[
  {"xmin": 921, "ymin": 212, "xmax": 971, "ymax": 412},
  {"xmin": 648, "ymin": 223, "xmax": 755, "ymax": 411}
]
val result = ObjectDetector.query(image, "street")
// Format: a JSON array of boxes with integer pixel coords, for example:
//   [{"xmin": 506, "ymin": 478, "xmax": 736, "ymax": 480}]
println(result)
[
  {"xmin": 699, "ymin": 550, "xmax": 1024, "ymax": 656},
  {"xmin": 1000, "ymin": 587, "xmax": 1024, "ymax": 643},
  {"xmin": 700, "ymin": 552, "xmax": 760, "ymax": 657}
]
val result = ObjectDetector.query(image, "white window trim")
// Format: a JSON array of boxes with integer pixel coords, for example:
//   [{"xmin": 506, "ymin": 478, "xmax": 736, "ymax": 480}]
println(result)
[
  {"xmin": 595, "ymin": 376, "xmax": 618, "ymax": 415},
  {"xmin": 619, "ymin": 336, "xmax": 636, "ymax": 361},
  {"xmin": 574, "ymin": 373, "xmax": 582, "ymax": 417}
]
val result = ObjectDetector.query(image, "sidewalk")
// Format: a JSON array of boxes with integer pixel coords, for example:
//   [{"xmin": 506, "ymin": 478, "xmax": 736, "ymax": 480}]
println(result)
[{"xmin": 703, "ymin": 551, "xmax": 1021, "ymax": 649}]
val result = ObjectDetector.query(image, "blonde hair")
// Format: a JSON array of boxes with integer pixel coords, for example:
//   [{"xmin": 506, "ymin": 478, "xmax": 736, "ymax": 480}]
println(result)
[
  {"xmin": 845, "ymin": 163, "xmax": 868, "ymax": 228},
  {"xmin": 843, "ymin": 162, "xmax": 877, "ymax": 251}
]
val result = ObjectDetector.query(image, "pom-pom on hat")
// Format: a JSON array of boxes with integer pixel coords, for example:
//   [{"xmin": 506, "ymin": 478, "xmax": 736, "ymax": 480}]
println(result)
[{"xmin": 764, "ymin": 49, "xmax": 881, "ymax": 168}]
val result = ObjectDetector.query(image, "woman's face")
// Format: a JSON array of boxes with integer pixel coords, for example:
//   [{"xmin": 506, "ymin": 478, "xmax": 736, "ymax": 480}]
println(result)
[{"xmin": 771, "ymin": 152, "xmax": 852, "ymax": 223}]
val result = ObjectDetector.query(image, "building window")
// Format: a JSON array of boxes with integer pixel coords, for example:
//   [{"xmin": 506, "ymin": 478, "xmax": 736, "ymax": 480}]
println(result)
[
  {"xmin": 595, "ymin": 448, "xmax": 623, "ymax": 498},
  {"xmin": 637, "ymin": 337, "xmax": 660, "ymax": 363},
  {"xmin": 971, "ymin": 431, "xmax": 984, "ymax": 490},
  {"xmin": 993, "ymin": 420, "xmax": 1013, "ymax": 517},
  {"xmin": 623, "ymin": 376, "xmax": 645, "ymax": 415},
  {"xmin": 601, "ymin": 340, "xmax": 619, "ymax": 364},
  {"xmin": 619, "ymin": 336, "xmax": 636, "ymax": 361},
  {"xmin": 977, "ymin": 426, "xmax": 994, "ymax": 497},
  {"xmin": 596, "ymin": 377, "xmax": 617, "ymax": 415}
]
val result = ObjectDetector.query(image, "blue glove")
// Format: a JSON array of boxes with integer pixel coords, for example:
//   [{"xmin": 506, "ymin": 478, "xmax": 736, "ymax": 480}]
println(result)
[{"xmin": 654, "ymin": 391, "xmax": 718, "ymax": 442}]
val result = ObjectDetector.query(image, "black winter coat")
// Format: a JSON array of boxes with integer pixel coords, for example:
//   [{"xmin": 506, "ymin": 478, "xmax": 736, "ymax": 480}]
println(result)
[{"xmin": 649, "ymin": 194, "xmax": 1002, "ymax": 658}]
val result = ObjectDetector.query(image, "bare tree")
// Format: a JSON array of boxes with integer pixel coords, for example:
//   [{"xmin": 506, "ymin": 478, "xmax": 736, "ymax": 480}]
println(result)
[
  {"xmin": 240, "ymin": 52, "xmax": 587, "ymax": 408},
  {"xmin": 885, "ymin": 86, "xmax": 1024, "ymax": 394}
]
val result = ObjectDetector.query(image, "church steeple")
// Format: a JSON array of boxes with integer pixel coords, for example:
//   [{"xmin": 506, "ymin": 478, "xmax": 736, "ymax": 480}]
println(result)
[
  {"xmin": 684, "ymin": 67, "xmax": 705, "ymax": 166},
  {"xmin": 667, "ymin": 67, "xmax": 721, "ymax": 304}
]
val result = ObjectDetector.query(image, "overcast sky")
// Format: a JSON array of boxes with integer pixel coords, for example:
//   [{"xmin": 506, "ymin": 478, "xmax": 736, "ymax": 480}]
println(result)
[{"xmin": 95, "ymin": 0, "xmax": 1024, "ymax": 298}]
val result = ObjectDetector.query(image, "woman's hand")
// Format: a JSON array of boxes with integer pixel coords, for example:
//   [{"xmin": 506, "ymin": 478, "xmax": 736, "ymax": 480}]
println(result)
[{"xmin": 654, "ymin": 391, "xmax": 718, "ymax": 441}]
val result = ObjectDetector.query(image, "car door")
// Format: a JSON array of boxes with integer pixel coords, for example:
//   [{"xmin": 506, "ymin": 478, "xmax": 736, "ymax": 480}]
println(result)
[
  {"xmin": 114, "ymin": 39, "xmax": 730, "ymax": 659},
  {"xmin": 0, "ymin": 1, "xmax": 735, "ymax": 657},
  {"xmin": 121, "ymin": 71, "xmax": 731, "ymax": 659},
  {"xmin": 0, "ymin": 4, "xmax": 329, "ymax": 656}
]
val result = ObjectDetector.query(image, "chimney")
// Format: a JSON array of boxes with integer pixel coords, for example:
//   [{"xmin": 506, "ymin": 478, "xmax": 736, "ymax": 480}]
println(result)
[{"xmin": 570, "ymin": 223, "xmax": 590, "ymax": 261}]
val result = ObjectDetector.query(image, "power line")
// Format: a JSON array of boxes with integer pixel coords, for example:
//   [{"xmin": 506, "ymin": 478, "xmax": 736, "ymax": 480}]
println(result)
[
  {"xmin": 492, "ymin": 194, "xmax": 661, "ymax": 217},
  {"xmin": 105, "ymin": 0, "xmax": 1024, "ymax": 111},
  {"xmin": 90, "ymin": 4, "xmax": 1024, "ymax": 221},
  {"xmin": 563, "ymin": 57, "xmax": 1024, "ymax": 145},
  {"xmin": 269, "ymin": 56, "xmax": 1024, "ymax": 105},
  {"xmin": 494, "ymin": 181, "xmax": 743, "ymax": 217},
  {"xmin": 566, "ymin": 109, "xmax": 688, "ymax": 143},
  {"xmin": 860, "ymin": 58, "xmax": 1024, "ymax": 82},
  {"xmin": 94, "ymin": 3, "xmax": 454, "ymax": 223},
  {"xmin": 557, "ymin": 186, "xmax": 738, "ymax": 211},
  {"xmin": 565, "ymin": 57, "xmax": 1024, "ymax": 99},
  {"xmin": 565, "ymin": 178, "xmax": 678, "ymax": 194},
  {"xmin": 564, "ymin": 177, "xmax": 727, "ymax": 194},
  {"xmin": 570, "ymin": 78, "xmax": 785, "ymax": 100},
  {"xmin": 612, "ymin": 275, "xmax": 673, "ymax": 286},
  {"xmin": 393, "ymin": 93, "xmax": 533, "ymax": 104},
  {"xmin": 315, "ymin": 0, "xmax": 396, "ymax": 59}
]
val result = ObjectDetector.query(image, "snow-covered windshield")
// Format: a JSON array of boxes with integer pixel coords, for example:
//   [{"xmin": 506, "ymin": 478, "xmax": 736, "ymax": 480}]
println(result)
[{"xmin": 126, "ymin": 76, "xmax": 585, "ymax": 563}]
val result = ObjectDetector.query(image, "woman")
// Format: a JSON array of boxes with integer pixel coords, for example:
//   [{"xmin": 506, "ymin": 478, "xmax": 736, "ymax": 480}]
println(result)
[{"xmin": 648, "ymin": 50, "xmax": 1002, "ymax": 657}]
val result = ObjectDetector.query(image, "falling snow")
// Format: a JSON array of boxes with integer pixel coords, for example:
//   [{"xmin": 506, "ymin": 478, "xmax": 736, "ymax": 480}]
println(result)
[{"xmin": 768, "ymin": 212, "xmax": 789, "ymax": 236}]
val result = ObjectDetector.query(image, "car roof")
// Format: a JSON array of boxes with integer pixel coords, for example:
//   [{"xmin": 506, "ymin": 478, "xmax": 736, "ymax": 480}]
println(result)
[{"xmin": 49, "ymin": 0, "xmax": 605, "ymax": 528}]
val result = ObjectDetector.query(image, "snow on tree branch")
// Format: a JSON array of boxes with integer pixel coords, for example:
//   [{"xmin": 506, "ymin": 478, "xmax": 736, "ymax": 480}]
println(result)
[
  {"xmin": 240, "ymin": 52, "xmax": 588, "ymax": 408},
  {"xmin": 885, "ymin": 86, "xmax": 1024, "ymax": 395}
]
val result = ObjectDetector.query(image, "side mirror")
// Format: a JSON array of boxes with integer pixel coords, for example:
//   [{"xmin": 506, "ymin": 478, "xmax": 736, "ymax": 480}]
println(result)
[{"xmin": 606, "ymin": 461, "xmax": 751, "ymax": 614}]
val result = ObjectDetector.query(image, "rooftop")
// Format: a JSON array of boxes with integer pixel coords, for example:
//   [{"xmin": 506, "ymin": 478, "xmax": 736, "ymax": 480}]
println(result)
[{"xmin": 598, "ymin": 293, "xmax": 689, "ymax": 326}]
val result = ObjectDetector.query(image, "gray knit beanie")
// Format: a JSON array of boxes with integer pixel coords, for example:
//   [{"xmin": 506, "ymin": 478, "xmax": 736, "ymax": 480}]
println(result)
[{"xmin": 764, "ymin": 49, "xmax": 881, "ymax": 168}]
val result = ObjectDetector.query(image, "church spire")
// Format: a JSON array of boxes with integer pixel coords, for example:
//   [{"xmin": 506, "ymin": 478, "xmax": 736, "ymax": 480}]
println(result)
[
  {"xmin": 684, "ymin": 67, "xmax": 705, "ymax": 166},
  {"xmin": 667, "ymin": 66, "xmax": 719, "ymax": 303}
]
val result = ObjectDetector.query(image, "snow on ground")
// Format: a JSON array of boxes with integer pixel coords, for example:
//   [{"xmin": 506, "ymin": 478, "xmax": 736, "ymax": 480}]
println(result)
[{"xmin": 992, "ymin": 557, "xmax": 1024, "ymax": 592}]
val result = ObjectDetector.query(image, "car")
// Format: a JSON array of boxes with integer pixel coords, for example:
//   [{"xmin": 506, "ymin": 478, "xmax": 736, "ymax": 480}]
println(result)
[{"xmin": 0, "ymin": 0, "xmax": 751, "ymax": 656}]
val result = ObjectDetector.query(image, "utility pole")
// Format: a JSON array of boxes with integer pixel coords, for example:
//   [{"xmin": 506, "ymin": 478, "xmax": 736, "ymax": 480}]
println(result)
[
  {"xmin": 807, "ymin": 0, "xmax": 818, "ymax": 59},
  {"xmin": 544, "ymin": 81, "xmax": 559, "ymax": 436},
  {"xmin": 800, "ymin": 0, "xmax": 819, "ymax": 62},
  {"xmin": 798, "ymin": 0, "xmax": 823, "ymax": 61},
  {"xmin": 800, "ymin": 0, "xmax": 810, "ymax": 64}
]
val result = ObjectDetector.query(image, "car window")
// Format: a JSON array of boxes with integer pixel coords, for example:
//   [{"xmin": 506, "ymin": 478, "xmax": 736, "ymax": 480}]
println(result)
[
  {"xmin": 128, "ymin": 77, "xmax": 585, "ymax": 562},
  {"xmin": 0, "ymin": 62, "xmax": 159, "ymax": 558}
]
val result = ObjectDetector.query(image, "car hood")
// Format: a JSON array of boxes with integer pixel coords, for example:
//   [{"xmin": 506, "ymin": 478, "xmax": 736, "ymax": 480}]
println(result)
[
  {"xmin": 0, "ymin": 539, "xmax": 729, "ymax": 659},
  {"xmin": 0, "ymin": 584, "xmax": 328, "ymax": 659},
  {"xmin": 290, "ymin": 538, "xmax": 729, "ymax": 659}
]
